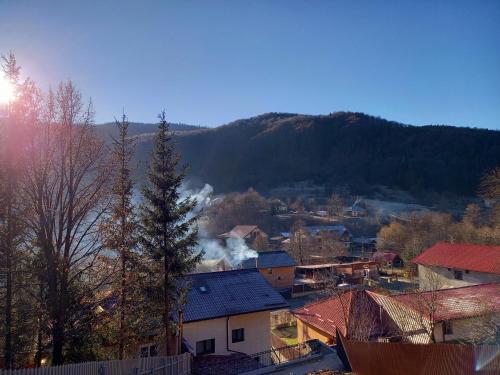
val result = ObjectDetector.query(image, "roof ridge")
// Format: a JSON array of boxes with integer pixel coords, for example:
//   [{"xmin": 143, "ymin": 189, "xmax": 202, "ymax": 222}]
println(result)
[
  {"xmin": 188, "ymin": 268, "xmax": 256, "ymax": 277},
  {"xmin": 394, "ymin": 281, "xmax": 500, "ymax": 297}
]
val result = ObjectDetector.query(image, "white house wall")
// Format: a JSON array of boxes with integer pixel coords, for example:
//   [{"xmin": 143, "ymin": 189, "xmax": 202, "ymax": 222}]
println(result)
[
  {"xmin": 418, "ymin": 265, "xmax": 500, "ymax": 291},
  {"xmin": 183, "ymin": 310, "xmax": 272, "ymax": 356}
]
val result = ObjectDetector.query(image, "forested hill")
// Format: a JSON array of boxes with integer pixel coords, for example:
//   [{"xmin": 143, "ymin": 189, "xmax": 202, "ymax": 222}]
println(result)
[
  {"xmin": 131, "ymin": 112, "xmax": 500, "ymax": 196},
  {"xmin": 95, "ymin": 121, "xmax": 204, "ymax": 140}
]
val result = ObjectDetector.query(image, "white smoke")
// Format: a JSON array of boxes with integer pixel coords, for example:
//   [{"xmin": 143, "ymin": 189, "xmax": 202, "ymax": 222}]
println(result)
[{"xmin": 180, "ymin": 183, "xmax": 261, "ymax": 270}]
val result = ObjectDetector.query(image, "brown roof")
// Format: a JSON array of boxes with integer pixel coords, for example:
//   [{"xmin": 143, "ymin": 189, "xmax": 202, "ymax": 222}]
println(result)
[
  {"xmin": 219, "ymin": 225, "xmax": 262, "ymax": 239},
  {"xmin": 412, "ymin": 242, "xmax": 500, "ymax": 274}
]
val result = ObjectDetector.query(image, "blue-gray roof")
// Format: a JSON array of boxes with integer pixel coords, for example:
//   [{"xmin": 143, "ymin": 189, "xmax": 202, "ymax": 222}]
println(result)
[
  {"xmin": 183, "ymin": 269, "xmax": 289, "ymax": 322},
  {"xmin": 241, "ymin": 250, "xmax": 296, "ymax": 269}
]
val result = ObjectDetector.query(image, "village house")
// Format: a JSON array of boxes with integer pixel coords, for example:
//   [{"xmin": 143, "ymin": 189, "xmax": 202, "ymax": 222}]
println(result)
[
  {"xmin": 293, "ymin": 290, "xmax": 398, "ymax": 345},
  {"xmin": 343, "ymin": 203, "xmax": 367, "ymax": 217},
  {"xmin": 412, "ymin": 242, "xmax": 500, "ymax": 290},
  {"xmin": 373, "ymin": 282, "xmax": 500, "ymax": 344},
  {"xmin": 372, "ymin": 250, "xmax": 404, "ymax": 268},
  {"xmin": 294, "ymin": 283, "xmax": 500, "ymax": 346},
  {"xmin": 295, "ymin": 259, "xmax": 378, "ymax": 285},
  {"xmin": 218, "ymin": 225, "xmax": 268, "ymax": 245},
  {"xmin": 240, "ymin": 250, "xmax": 296, "ymax": 291},
  {"xmin": 182, "ymin": 269, "xmax": 289, "ymax": 357},
  {"xmin": 281, "ymin": 225, "xmax": 352, "ymax": 249}
]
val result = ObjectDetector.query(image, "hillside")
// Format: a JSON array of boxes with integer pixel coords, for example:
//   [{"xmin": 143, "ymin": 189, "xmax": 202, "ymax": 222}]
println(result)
[
  {"xmin": 95, "ymin": 121, "xmax": 204, "ymax": 140},
  {"xmin": 130, "ymin": 112, "xmax": 500, "ymax": 197}
]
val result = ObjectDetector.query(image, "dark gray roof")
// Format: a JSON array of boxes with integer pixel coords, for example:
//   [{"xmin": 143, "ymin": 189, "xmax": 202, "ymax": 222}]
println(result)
[
  {"xmin": 183, "ymin": 269, "xmax": 289, "ymax": 322},
  {"xmin": 241, "ymin": 251, "xmax": 296, "ymax": 269}
]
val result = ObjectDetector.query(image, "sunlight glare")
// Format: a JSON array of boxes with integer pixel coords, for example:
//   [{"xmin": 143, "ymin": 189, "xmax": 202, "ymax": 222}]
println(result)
[{"xmin": 0, "ymin": 73, "xmax": 15, "ymax": 104}]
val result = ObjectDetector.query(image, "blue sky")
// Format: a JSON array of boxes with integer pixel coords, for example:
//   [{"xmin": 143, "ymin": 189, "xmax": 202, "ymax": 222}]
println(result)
[{"xmin": 1, "ymin": 0, "xmax": 499, "ymax": 128}]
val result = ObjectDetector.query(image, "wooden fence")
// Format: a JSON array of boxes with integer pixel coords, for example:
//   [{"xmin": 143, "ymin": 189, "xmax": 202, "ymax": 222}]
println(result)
[{"xmin": 0, "ymin": 353, "xmax": 191, "ymax": 375}]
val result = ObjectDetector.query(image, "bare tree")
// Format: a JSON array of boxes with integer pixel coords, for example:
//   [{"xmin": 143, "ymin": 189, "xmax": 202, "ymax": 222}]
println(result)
[
  {"xmin": 288, "ymin": 220, "xmax": 310, "ymax": 265},
  {"xmin": 0, "ymin": 52, "xmax": 33, "ymax": 369},
  {"xmin": 252, "ymin": 232, "xmax": 269, "ymax": 252},
  {"xmin": 23, "ymin": 81, "xmax": 112, "ymax": 364},
  {"xmin": 327, "ymin": 193, "xmax": 344, "ymax": 218}
]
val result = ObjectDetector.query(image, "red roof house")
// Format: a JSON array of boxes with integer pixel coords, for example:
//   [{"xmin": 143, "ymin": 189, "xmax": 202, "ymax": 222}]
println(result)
[{"xmin": 412, "ymin": 242, "xmax": 500, "ymax": 275}]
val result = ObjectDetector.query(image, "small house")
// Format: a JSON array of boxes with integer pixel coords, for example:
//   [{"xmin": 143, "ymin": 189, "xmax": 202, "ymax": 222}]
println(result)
[
  {"xmin": 182, "ymin": 269, "xmax": 289, "ymax": 356},
  {"xmin": 372, "ymin": 251, "xmax": 404, "ymax": 268},
  {"xmin": 412, "ymin": 242, "xmax": 500, "ymax": 290},
  {"xmin": 218, "ymin": 225, "xmax": 268, "ymax": 245},
  {"xmin": 241, "ymin": 250, "xmax": 296, "ymax": 291}
]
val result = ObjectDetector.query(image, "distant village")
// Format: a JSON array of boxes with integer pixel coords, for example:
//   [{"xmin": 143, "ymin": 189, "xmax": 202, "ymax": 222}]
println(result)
[{"xmin": 167, "ymin": 192, "xmax": 500, "ymax": 374}]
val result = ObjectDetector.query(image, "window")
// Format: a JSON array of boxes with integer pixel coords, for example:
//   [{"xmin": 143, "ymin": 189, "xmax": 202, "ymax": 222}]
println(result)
[
  {"xmin": 268, "ymin": 268, "xmax": 273, "ymax": 274},
  {"xmin": 465, "ymin": 270, "xmax": 469, "ymax": 274},
  {"xmin": 232, "ymin": 328, "xmax": 245, "ymax": 343},
  {"xmin": 454, "ymin": 270, "xmax": 463, "ymax": 280},
  {"xmin": 196, "ymin": 339, "xmax": 215, "ymax": 355},
  {"xmin": 140, "ymin": 344, "xmax": 158, "ymax": 357},
  {"xmin": 444, "ymin": 321, "xmax": 453, "ymax": 335}
]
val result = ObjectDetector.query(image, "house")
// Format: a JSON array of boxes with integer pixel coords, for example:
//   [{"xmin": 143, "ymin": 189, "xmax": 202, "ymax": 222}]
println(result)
[
  {"xmin": 343, "ymin": 203, "xmax": 367, "ymax": 217},
  {"xmin": 412, "ymin": 242, "xmax": 500, "ymax": 290},
  {"xmin": 218, "ymin": 225, "xmax": 268, "ymax": 245},
  {"xmin": 351, "ymin": 237, "xmax": 378, "ymax": 253},
  {"xmin": 293, "ymin": 290, "xmax": 398, "ymax": 345},
  {"xmin": 182, "ymin": 269, "xmax": 289, "ymax": 357},
  {"xmin": 373, "ymin": 283, "xmax": 500, "ymax": 344},
  {"xmin": 372, "ymin": 251, "xmax": 404, "ymax": 268},
  {"xmin": 196, "ymin": 258, "xmax": 232, "ymax": 273},
  {"xmin": 281, "ymin": 225, "xmax": 351, "ymax": 249},
  {"xmin": 295, "ymin": 260, "xmax": 378, "ymax": 285},
  {"xmin": 294, "ymin": 283, "xmax": 500, "ymax": 347},
  {"xmin": 240, "ymin": 250, "xmax": 296, "ymax": 291}
]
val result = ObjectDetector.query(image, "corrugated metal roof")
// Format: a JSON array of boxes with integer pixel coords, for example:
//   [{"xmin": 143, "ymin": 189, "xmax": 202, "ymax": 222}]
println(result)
[
  {"xmin": 412, "ymin": 242, "xmax": 500, "ymax": 274},
  {"xmin": 341, "ymin": 338, "xmax": 500, "ymax": 375},
  {"xmin": 292, "ymin": 292, "xmax": 354, "ymax": 337},
  {"xmin": 241, "ymin": 250, "xmax": 296, "ymax": 269},
  {"xmin": 183, "ymin": 269, "xmax": 289, "ymax": 322}
]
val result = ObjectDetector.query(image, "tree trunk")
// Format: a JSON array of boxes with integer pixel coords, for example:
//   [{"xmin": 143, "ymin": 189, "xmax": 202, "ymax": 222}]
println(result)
[
  {"xmin": 4, "ymin": 179, "xmax": 14, "ymax": 369},
  {"xmin": 164, "ymin": 261, "xmax": 170, "ymax": 356},
  {"xmin": 118, "ymin": 246, "xmax": 126, "ymax": 359}
]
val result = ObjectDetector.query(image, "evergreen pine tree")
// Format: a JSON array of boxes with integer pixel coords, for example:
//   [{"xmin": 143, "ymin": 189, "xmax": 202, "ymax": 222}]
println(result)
[
  {"xmin": 140, "ymin": 111, "xmax": 202, "ymax": 356},
  {"xmin": 102, "ymin": 113, "xmax": 139, "ymax": 359}
]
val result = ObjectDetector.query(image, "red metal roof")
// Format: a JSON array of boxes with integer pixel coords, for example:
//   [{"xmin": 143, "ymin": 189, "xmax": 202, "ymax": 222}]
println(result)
[
  {"xmin": 292, "ymin": 292, "xmax": 353, "ymax": 337},
  {"xmin": 392, "ymin": 282, "xmax": 500, "ymax": 322},
  {"xmin": 412, "ymin": 242, "xmax": 500, "ymax": 274}
]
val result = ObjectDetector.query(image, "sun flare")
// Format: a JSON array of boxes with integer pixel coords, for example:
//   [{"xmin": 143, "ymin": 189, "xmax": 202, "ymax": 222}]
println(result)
[{"xmin": 0, "ymin": 74, "xmax": 15, "ymax": 104}]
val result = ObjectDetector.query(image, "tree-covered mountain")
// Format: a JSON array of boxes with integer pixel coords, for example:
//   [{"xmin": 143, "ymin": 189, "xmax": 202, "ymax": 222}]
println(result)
[
  {"xmin": 129, "ymin": 112, "xmax": 500, "ymax": 197},
  {"xmin": 95, "ymin": 121, "xmax": 204, "ymax": 140}
]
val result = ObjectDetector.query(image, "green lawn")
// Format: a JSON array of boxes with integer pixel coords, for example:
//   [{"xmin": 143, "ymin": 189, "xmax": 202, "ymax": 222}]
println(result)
[{"xmin": 272, "ymin": 324, "xmax": 298, "ymax": 346}]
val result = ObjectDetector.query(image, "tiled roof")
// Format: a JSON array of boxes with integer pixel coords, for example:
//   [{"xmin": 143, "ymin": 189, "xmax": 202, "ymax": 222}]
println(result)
[
  {"xmin": 392, "ymin": 283, "xmax": 500, "ymax": 322},
  {"xmin": 412, "ymin": 242, "xmax": 500, "ymax": 274},
  {"xmin": 241, "ymin": 250, "xmax": 296, "ymax": 269},
  {"xmin": 183, "ymin": 269, "xmax": 289, "ymax": 322},
  {"xmin": 220, "ymin": 225, "xmax": 260, "ymax": 239},
  {"xmin": 292, "ymin": 292, "xmax": 354, "ymax": 336}
]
